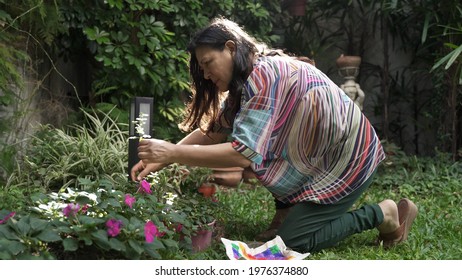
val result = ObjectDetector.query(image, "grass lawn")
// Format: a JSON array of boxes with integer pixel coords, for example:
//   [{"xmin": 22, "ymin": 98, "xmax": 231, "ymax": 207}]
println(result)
[{"xmin": 189, "ymin": 156, "xmax": 462, "ymax": 260}]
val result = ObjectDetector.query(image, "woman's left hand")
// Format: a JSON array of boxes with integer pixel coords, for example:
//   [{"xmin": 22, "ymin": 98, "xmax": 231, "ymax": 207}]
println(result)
[{"xmin": 137, "ymin": 138, "xmax": 176, "ymax": 165}]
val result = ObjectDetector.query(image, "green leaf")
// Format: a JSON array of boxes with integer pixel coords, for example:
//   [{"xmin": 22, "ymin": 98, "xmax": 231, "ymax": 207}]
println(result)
[
  {"xmin": 62, "ymin": 238, "xmax": 79, "ymax": 251},
  {"xmin": 29, "ymin": 217, "xmax": 48, "ymax": 232},
  {"xmin": 107, "ymin": 198, "xmax": 121, "ymax": 207},
  {"xmin": 459, "ymin": 68, "xmax": 462, "ymax": 85},
  {"xmin": 168, "ymin": 212, "xmax": 186, "ymax": 224},
  {"xmin": 55, "ymin": 225, "xmax": 73, "ymax": 234},
  {"xmin": 75, "ymin": 195, "xmax": 92, "ymax": 205},
  {"xmin": 6, "ymin": 240, "xmax": 26, "ymax": 255},
  {"xmin": 431, "ymin": 51, "xmax": 453, "ymax": 72},
  {"xmin": 158, "ymin": 239, "xmax": 178, "ymax": 249},
  {"xmin": 81, "ymin": 236, "xmax": 93, "ymax": 246},
  {"xmin": 109, "ymin": 238, "xmax": 126, "ymax": 251},
  {"xmin": 30, "ymin": 192, "xmax": 48, "ymax": 203},
  {"xmin": 128, "ymin": 239, "xmax": 144, "ymax": 255},
  {"xmin": 91, "ymin": 229, "xmax": 109, "ymax": 247},
  {"xmin": 0, "ymin": 251, "xmax": 11, "ymax": 260},
  {"xmin": 16, "ymin": 216, "xmax": 31, "ymax": 236},
  {"xmin": 106, "ymin": 0, "xmax": 123, "ymax": 10},
  {"xmin": 80, "ymin": 215, "xmax": 105, "ymax": 225},
  {"xmin": 99, "ymin": 179, "xmax": 114, "ymax": 188},
  {"xmin": 144, "ymin": 243, "xmax": 162, "ymax": 259},
  {"xmin": 77, "ymin": 177, "xmax": 94, "ymax": 186},
  {"xmin": 445, "ymin": 44, "xmax": 462, "ymax": 70},
  {"xmin": 421, "ymin": 13, "xmax": 431, "ymax": 43},
  {"xmin": 0, "ymin": 225, "xmax": 21, "ymax": 240},
  {"xmin": 129, "ymin": 216, "xmax": 143, "ymax": 228},
  {"xmin": 390, "ymin": 0, "xmax": 398, "ymax": 9},
  {"xmin": 36, "ymin": 230, "xmax": 62, "ymax": 242},
  {"xmin": 149, "ymin": 238, "xmax": 167, "ymax": 250},
  {"xmin": 83, "ymin": 27, "xmax": 96, "ymax": 39}
]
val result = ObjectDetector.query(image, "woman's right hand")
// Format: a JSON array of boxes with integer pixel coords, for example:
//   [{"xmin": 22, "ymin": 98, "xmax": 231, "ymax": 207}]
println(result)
[{"xmin": 130, "ymin": 160, "xmax": 166, "ymax": 182}]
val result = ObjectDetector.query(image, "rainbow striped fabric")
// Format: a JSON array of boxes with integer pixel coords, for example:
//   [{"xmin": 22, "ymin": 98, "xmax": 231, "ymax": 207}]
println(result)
[
  {"xmin": 229, "ymin": 56, "xmax": 385, "ymax": 204},
  {"xmin": 221, "ymin": 236, "xmax": 310, "ymax": 260}
]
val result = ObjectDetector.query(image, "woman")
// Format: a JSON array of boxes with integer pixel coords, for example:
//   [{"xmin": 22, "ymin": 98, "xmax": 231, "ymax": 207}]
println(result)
[{"xmin": 130, "ymin": 17, "xmax": 418, "ymax": 253}]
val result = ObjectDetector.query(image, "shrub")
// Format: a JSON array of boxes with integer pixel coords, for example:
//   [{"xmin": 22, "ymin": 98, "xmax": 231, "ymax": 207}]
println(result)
[
  {"xmin": 1, "ymin": 111, "xmax": 223, "ymax": 259},
  {"xmin": 6, "ymin": 109, "xmax": 128, "ymax": 192},
  {"xmin": 0, "ymin": 178, "xmax": 191, "ymax": 260}
]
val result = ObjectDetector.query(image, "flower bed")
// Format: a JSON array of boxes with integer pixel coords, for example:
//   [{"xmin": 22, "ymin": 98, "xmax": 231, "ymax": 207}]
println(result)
[{"xmin": 0, "ymin": 164, "xmax": 221, "ymax": 259}]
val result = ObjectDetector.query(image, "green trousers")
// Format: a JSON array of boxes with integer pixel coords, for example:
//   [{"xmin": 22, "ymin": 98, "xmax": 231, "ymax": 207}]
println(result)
[{"xmin": 277, "ymin": 173, "xmax": 384, "ymax": 253}]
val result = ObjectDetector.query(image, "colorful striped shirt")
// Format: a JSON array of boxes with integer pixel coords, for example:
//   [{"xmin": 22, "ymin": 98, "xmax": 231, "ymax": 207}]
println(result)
[{"xmin": 227, "ymin": 56, "xmax": 385, "ymax": 204}]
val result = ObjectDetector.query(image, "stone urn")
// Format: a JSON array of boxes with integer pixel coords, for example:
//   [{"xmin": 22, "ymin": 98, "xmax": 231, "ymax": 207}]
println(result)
[
  {"xmin": 336, "ymin": 54, "xmax": 361, "ymax": 68},
  {"xmin": 336, "ymin": 54, "xmax": 361, "ymax": 79},
  {"xmin": 336, "ymin": 54, "xmax": 365, "ymax": 110}
]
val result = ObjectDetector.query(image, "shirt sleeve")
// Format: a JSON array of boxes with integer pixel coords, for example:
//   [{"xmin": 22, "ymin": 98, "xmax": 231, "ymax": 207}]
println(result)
[{"xmin": 231, "ymin": 59, "xmax": 278, "ymax": 164}]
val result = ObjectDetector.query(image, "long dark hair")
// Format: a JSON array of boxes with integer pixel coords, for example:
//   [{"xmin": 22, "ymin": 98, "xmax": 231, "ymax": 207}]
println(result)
[
  {"xmin": 180, "ymin": 17, "xmax": 265, "ymax": 133},
  {"xmin": 180, "ymin": 18, "xmax": 315, "ymax": 134}
]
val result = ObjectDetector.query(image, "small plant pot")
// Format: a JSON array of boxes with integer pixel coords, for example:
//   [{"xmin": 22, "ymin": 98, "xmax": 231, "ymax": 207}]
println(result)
[
  {"xmin": 191, "ymin": 220, "xmax": 216, "ymax": 252},
  {"xmin": 197, "ymin": 183, "xmax": 216, "ymax": 198}
]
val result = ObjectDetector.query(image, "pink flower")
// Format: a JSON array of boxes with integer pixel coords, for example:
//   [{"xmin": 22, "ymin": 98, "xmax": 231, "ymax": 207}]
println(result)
[
  {"xmin": 81, "ymin": 204, "xmax": 89, "ymax": 214},
  {"xmin": 137, "ymin": 179, "xmax": 152, "ymax": 194},
  {"xmin": 106, "ymin": 219, "xmax": 123, "ymax": 237},
  {"xmin": 175, "ymin": 223, "xmax": 183, "ymax": 233},
  {"xmin": 63, "ymin": 203, "xmax": 80, "ymax": 217},
  {"xmin": 0, "ymin": 212, "xmax": 16, "ymax": 224},
  {"xmin": 124, "ymin": 194, "xmax": 136, "ymax": 209},
  {"xmin": 144, "ymin": 220, "xmax": 158, "ymax": 243}
]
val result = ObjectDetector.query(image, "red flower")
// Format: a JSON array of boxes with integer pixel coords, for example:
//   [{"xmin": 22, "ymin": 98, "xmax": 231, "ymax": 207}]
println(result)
[{"xmin": 175, "ymin": 223, "xmax": 183, "ymax": 233}]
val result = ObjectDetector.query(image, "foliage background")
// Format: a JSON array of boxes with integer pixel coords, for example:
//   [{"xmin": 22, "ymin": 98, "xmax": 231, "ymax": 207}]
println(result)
[{"xmin": 1, "ymin": 0, "xmax": 461, "ymax": 174}]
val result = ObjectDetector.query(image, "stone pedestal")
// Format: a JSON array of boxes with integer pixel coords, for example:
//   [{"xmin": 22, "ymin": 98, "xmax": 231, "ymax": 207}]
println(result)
[{"xmin": 336, "ymin": 55, "xmax": 365, "ymax": 110}]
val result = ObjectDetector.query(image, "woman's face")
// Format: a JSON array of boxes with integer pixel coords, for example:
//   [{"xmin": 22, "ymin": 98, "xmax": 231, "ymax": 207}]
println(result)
[{"xmin": 195, "ymin": 41, "xmax": 235, "ymax": 92}]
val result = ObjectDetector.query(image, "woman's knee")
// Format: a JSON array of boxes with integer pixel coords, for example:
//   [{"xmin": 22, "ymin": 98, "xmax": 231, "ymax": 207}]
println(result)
[{"xmin": 277, "ymin": 227, "xmax": 314, "ymax": 253}]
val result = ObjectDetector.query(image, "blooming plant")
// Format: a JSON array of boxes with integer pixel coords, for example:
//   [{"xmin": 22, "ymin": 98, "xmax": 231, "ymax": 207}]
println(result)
[
  {"xmin": 137, "ymin": 179, "xmax": 152, "ymax": 194},
  {"xmin": 63, "ymin": 203, "xmax": 80, "ymax": 217},
  {"xmin": 0, "ymin": 163, "xmax": 222, "ymax": 259},
  {"xmin": 124, "ymin": 194, "xmax": 136, "ymax": 209},
  {"xmin": 131, "ymin": 112, "xmax": 150, "ymax": 140},
  {"xmin": 0, "ymin": 210, "xmax": 60, "ymax": 259},
  {"xmin": 0, "ymin": 211, "xmax": 15, "ymax": 224},
  {"xmin": 106, "ymin": 219, "xmax": 123, "ymax": 237},
  {"xmin": 144, "ymin": 220, "xmax": 159, "ymax": 243},
  {"xmin": 0, "ymin": 110, "xmax": 220, "ymax": 259},
  {"xmin": 0, "ymin": 177, "xmax": 191, "ymax": 260},
  {"xmin": 145, "ymin": 164, "xmax": 219, "ymax": 231}
]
